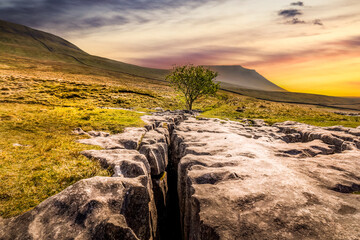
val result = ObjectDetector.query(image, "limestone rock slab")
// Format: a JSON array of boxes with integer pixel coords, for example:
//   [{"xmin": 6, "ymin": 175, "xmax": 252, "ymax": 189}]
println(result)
[
  {"xmin": 173, "ymin": 117, "xmax": 360, "ymax": 240},
  {"xmin": 139, "ymin": 143, "xmax": 168, "ymax": 176},
  {"xmin": 78, "ymin": 127, "xmax": 146, "ymax": 150},
  {"xmin": 0, "ymin": 176, "xmax": 157, "ymax": 240},
  {"xmin": 81, "ymin": 149, "xmax": 150, "ymax": 178}
]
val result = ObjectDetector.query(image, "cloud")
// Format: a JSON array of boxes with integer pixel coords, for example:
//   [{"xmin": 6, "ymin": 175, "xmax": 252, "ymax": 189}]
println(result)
[
  {"xmin": 128, "ymin": 46, "xmax": 257, "ymax": 69},
  {"xmin": 0, "ymin": 0, "xmax": 214, "ymax": 31},
  {"xmin": 244, "ymin": 35, "xmax": 360, "ymax": 68},
  {"xmin": 287, "ymin": 18, "xmax": 306, "ymax": 24},
  {"xmin": 290, "ymin": 2, "xmax": 304, "ymax": 7},
  {"xmin": 278, "ymin": 9, "xmax": 302, "ymax": 18},
  {"xmin": 130, "ymin": 37, "xmax": 360, "ymax": 69},
  {"xmin": 334, "ymin": 36, "xmax": 360, "ymax": 48},
  {"xmin": 278, "ymin": 6, "xmax": 323, "ymax": 26},
  {"xmin": 79, "ymin": 16, "xmax": 129, "ymax": 28},
  {"xmin": 313, "ymin": 19, "xmax": 323, "ymax": 26}
]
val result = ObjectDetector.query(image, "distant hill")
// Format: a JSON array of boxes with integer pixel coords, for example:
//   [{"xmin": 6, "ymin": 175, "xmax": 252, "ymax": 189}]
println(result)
[
  {"xmin": 208, "ymin": 65, "xmax": 285, "ymax": 92},
  {"xmin": 1, "ymin": 19, "xmax": 359, "ymax": 110}
]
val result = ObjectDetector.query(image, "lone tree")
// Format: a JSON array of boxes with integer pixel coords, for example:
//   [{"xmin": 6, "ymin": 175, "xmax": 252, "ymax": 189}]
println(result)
[{"xmin": 166, "ymin": 65, "xmax": 219, "ymax": 110}]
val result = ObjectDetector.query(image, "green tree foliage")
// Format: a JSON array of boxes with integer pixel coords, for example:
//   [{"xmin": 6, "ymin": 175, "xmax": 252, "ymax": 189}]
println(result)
[{"xmin": 166, "ymin": 65, "xmax": 219, "ymax": 110}]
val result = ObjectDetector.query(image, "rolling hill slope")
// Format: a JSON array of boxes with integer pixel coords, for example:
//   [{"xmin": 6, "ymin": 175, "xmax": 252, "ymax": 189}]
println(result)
[{"xmin": 0, "ymin": 19, "xmax": 168, "ymax": 80}]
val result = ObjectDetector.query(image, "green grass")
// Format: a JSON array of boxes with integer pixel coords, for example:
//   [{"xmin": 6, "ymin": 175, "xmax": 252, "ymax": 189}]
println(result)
[
  {"xmin": 0, "ymin": 76, "xmax": 181, "ymax": 110},
  {"xmin": 0, "ymin": 103, "xmax": 145, "ymax": 218},
  {"xmin": 199, "ymin": 93, "xmax": 360, "ymax": 128}
]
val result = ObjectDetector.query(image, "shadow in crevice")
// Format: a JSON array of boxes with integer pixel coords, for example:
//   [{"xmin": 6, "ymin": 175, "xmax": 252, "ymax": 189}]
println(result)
[
  {"xmin": 158, "ymin": 143, "xmax": 182, "ymax": 240},
  {"xmin": 331, "ymin": 183, "xmax": 360, "ymax": 193}
]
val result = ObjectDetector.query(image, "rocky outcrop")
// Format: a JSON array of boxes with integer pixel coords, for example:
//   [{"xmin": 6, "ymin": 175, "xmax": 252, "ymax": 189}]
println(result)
[
  {"xmin": 172, "ymin": 118, "xmax": 360, "ymax": 240},
  {"xmin": 1, "ymin": 111, "xmax": 359, "ymax": 240},
  {"xmin": 0, "ymin": 177, "xmax": 156, "ymax": 240}
]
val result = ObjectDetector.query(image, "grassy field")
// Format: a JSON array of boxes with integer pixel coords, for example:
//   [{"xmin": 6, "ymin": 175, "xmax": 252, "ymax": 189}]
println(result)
[
  {"xmin": 0, "ymin": 103, "xmax": 145, "ymax": 218},
  {"xmin": 200, "ymin": 92, "xmax": 360, "ymax": 128},
  {"xmin": 0, "ymin": 75, "xmax": 179, "ymax": 109},
  {"xmin": 0, "ymin": 69, "xmax": 178, "ymax": 218}
]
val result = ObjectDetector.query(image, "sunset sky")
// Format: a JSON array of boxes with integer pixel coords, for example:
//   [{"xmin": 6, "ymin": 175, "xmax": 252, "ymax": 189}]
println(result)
[{"xmin": 1, "ymin": 0, "xmax": 359, "ymax": 96}]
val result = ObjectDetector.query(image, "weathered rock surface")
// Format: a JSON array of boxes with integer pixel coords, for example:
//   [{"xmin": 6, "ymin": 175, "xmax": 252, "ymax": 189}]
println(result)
[
  {"xmin": 138, "ymin": 129, "xmax": 169, "ymax": 175},
  {"xmin": 2, "ymin": 110, "xmax": 359, "ymax": 240},
  {"xmin": 139, "ymin": 143, "xmax": 168, "ymax": 175},
  {"xmin": 172, "ymin": 118, "xmax": 360, "ymax": 240},
  {"xmin": 275, "ymin": 121, "xmax": 360, "ymax": 151},
  {"xmin": 0, "ymin": 176, "xmax": 157, "ymax": 240},
  {"xmin": 81, "ymin": 149, "xmax": 151, "ymax": 178},
  {"xmin": 276, "ymin": 139, "xmax": 336, "ymax": 157},
  {"xmin": 78, "ymin": 127, "xmax": 147, "ymax": 150}
]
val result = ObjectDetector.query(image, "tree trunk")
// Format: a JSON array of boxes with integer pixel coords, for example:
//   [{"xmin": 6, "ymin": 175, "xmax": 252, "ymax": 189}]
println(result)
[{"xmin": 188, "ymin": 100, "xmax": 193, "ymax": 110}]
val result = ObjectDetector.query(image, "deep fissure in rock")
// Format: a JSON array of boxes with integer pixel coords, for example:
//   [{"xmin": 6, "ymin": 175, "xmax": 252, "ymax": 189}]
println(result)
[{"xmin": 157, "ymin": 125, "xmax": 182, "ymax": 240}]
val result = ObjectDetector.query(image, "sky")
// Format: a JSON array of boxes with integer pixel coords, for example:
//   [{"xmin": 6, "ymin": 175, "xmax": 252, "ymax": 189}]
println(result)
[{"xmin": 1, "ymin": 0, "xmax": 360, "ymax": 96}]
